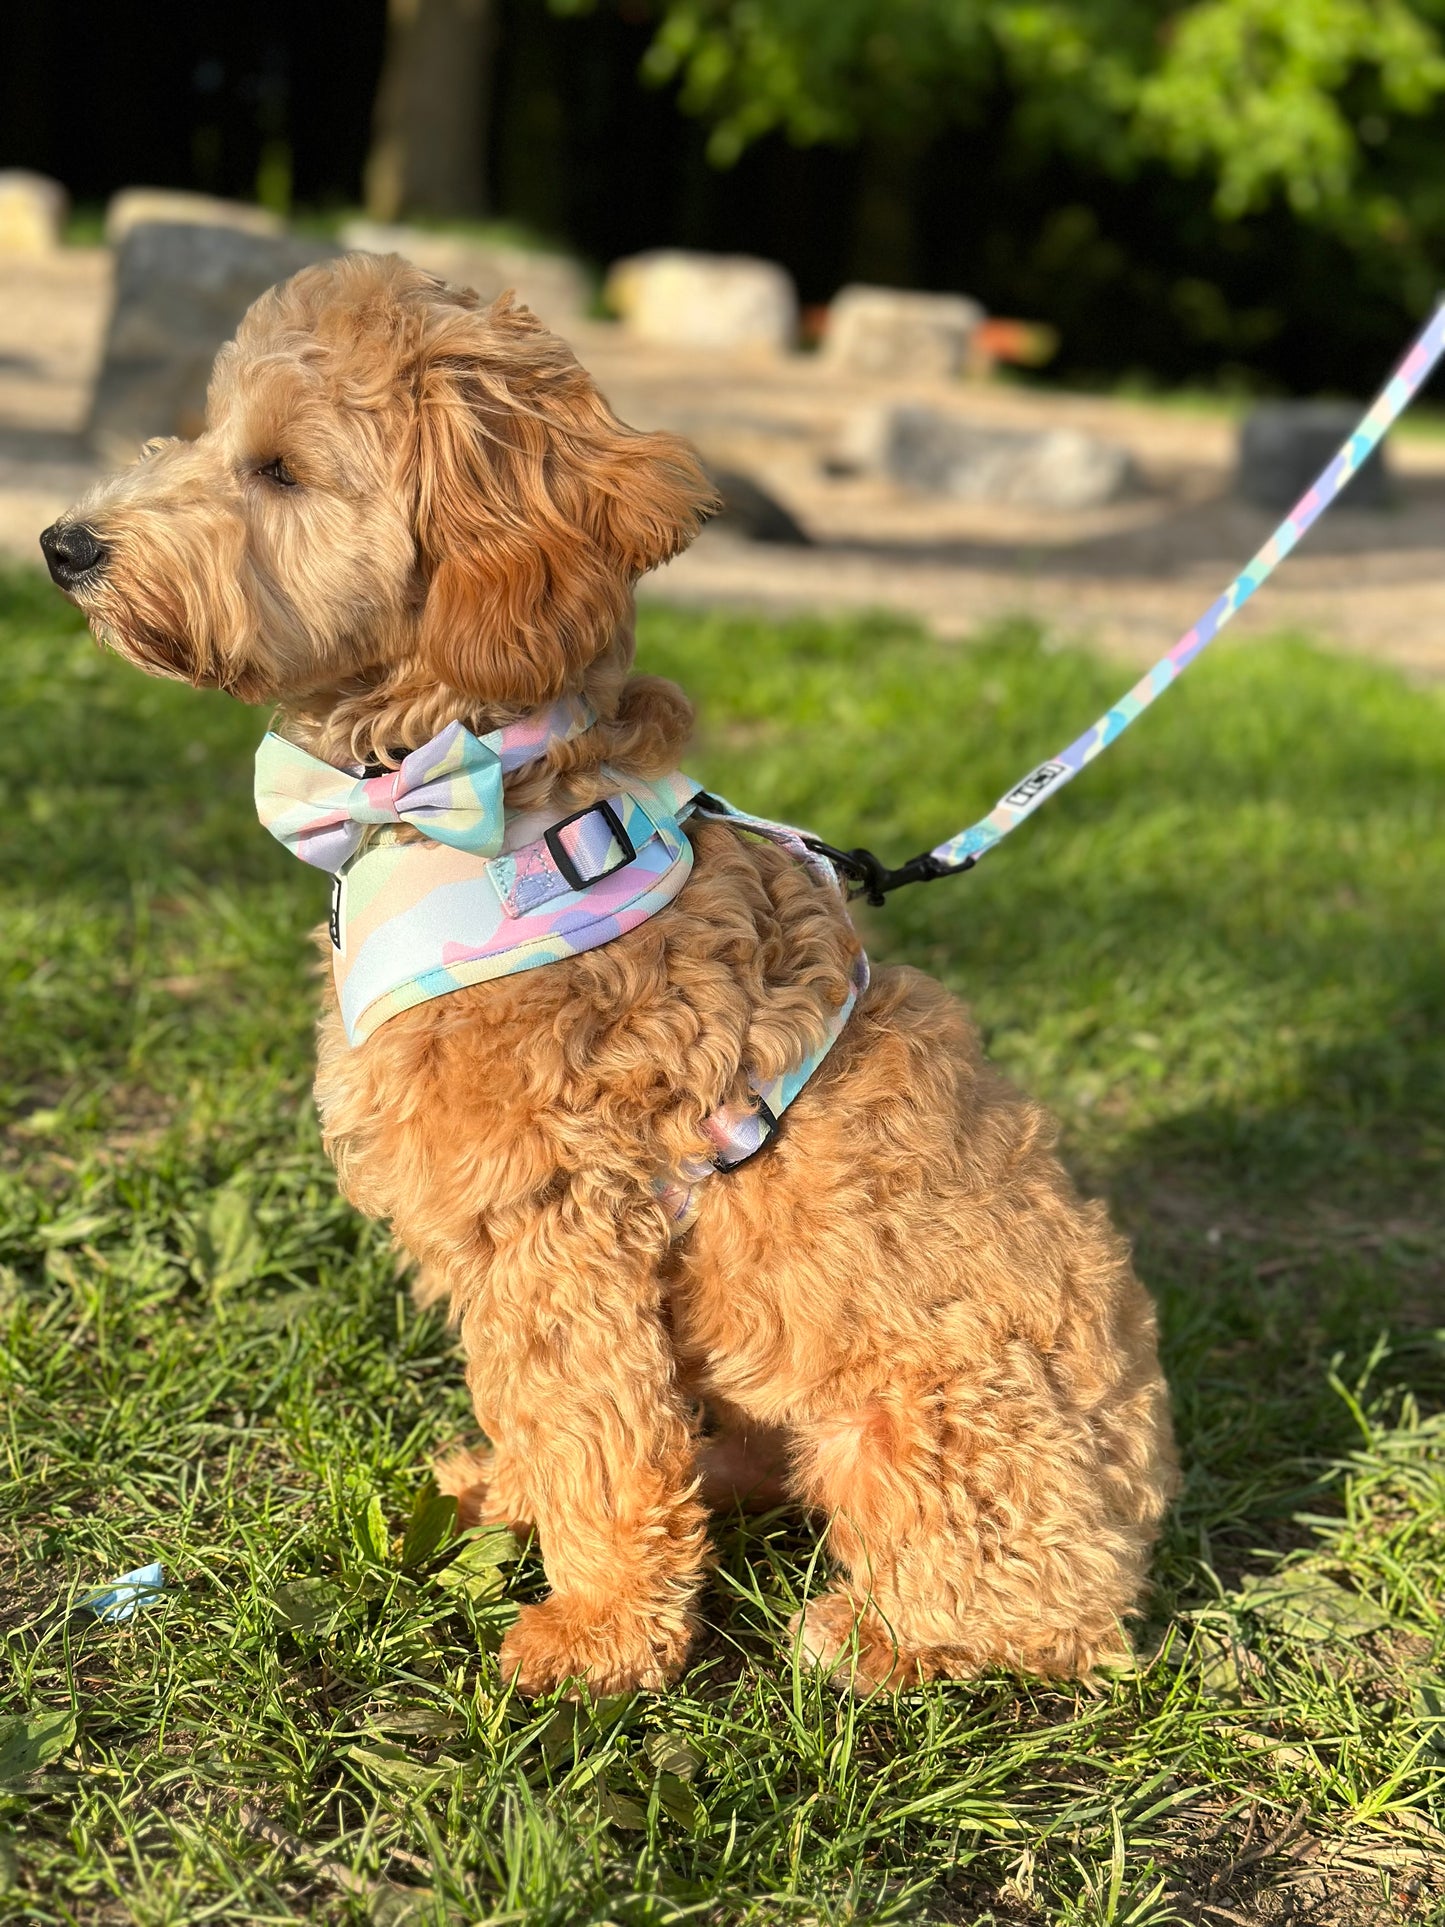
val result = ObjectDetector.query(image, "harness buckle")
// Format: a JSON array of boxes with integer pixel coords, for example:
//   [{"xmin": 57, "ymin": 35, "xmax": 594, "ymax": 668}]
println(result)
[
  {"xmin": 544, "ymin": 799, "xmax": 637, "ymax": 892},
  {"xmin": 711, "ymin": 1094, "xmax": 778, "ymax": 1172}
]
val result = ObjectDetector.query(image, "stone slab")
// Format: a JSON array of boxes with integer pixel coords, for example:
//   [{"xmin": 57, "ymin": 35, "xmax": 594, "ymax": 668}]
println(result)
[
  {"xmin": 0, "ymin": 171, "xmax": 68, "ymax": 254},
  {"xmin": 86, "ymin": 223, "xmax": 337, "ymax": 462},
  {"xmin": 1237, "ymin": 402, "xmax": 1392, "ymax": 511},
  {"xmin": 605, "ymin": 251, "xmax": 797, "ymax": 355},
  {"xmin": 104, "ymin": 189, "xmax": 284, "ymax": 247},
  {"xmin": 840, "ymin": 403, "xmax": 1135, "ymax": 509},
  {"xmin": 823, "ymin": 284, "xmax": 984, "ymax": 381}
]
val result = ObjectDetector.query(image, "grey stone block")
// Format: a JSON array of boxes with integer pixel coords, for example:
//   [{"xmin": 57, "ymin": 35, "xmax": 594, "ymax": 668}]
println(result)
[
  {"xmin": 604, "ymin": 250, "xmax": 797, "ymax": 355},
  {"xmin": 824, "ymin": 285, "xmax": 984, "ymax": 381},
  {"xmin": 0, "ymin": 171, "xmax": 68, "ymax": 254},
  {"xmin": 104, "ymin": 188, "xmax": 285, "ymax": 246},
  {"xmin": 1237, "ymin": 402, "xmax": 1392, "ymax": 511},
  {"xmin": 86, "ymin": 223, "xmax": 337, "ymax": 463},
  {"xmin": 843, "ymin": 404, "xmax": 1134, "ymax": 509}
]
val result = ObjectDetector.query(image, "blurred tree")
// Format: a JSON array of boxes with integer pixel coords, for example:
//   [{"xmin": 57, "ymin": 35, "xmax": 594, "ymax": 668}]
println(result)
[
  {"xmin": 366, "ymin": 0, "xmax": 498, "ymax": 218},
  {"xmin": 562, "ymin": 0, "xmax": 1445, "ymax": 300}
]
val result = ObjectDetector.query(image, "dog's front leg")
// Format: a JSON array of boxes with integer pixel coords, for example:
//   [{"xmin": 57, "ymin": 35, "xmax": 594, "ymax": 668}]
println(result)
[{"xmin": 459, "ymin": 1189, "xmax": 708, "ymax": 1696}]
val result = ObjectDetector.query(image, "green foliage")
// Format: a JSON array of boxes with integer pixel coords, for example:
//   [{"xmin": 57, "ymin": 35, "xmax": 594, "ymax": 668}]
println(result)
[
  {"xmin": 590, "ymin": 0, "xmax": 1445, "ymax": 232},
  {"xmin": 4, "ymin": 571, "xmax": 1445, "ymax": 1914},
  {"xmin": 1131, "ymin": 0, "xmax": 1445, "ymax": 218},
  {"xmin": 0, "ymin": 1710, "xmax": 76, "ymax": 1786}
]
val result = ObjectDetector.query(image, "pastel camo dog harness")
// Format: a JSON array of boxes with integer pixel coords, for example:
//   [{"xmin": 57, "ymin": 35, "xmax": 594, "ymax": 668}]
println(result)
[{"xmin": 254, "ymin": 699, "xmax": 866, "ymax": 1216}]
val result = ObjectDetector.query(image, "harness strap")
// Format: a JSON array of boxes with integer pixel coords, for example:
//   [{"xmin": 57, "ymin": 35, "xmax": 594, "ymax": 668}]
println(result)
[
  {"xmin": 462, "ymin": 777, "xmax": 872, "ymax": 1227},
  {"xmin": 489, "ymin": 786, "xmax": 677, "ymax": 917},
  {"xmin": 653, "ymin": 950, "xmax": 870, "ymax": 1229}
]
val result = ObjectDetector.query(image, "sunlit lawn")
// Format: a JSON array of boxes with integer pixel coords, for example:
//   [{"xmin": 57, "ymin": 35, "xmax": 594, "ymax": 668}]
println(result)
[{"xmin": 3, "ymin": 565, "xmax": 1445, "ymax": 1923}]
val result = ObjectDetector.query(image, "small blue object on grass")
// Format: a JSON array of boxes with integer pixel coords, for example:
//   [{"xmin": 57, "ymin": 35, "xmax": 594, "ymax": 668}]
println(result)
[{"xmin": 79, "ymin": 1563, "xmax": 164, "ymax": 1622}]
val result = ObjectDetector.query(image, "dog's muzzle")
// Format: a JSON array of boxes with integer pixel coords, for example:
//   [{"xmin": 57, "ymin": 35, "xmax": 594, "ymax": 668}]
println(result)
[{"xmin": 40, "ymin": 521, "xmax": 108, "ymax": 590}]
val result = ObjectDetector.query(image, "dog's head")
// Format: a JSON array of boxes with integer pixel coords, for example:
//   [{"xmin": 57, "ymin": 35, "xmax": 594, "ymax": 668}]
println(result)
[{"xmin": 42, "ymin": 253, "xmax": 712, "ymax": 724}]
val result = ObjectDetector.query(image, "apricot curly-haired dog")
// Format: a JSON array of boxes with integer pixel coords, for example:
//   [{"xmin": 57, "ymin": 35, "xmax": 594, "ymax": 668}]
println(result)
[{"xmin": 43, "ymin": 253, "xmax": 1176, "ymax": 1695}]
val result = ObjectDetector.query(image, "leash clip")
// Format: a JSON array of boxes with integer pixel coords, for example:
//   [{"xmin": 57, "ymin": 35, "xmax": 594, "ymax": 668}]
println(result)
[{"xmin": 801, "ymin": 838, "xmax": 970, "ymax": 906}]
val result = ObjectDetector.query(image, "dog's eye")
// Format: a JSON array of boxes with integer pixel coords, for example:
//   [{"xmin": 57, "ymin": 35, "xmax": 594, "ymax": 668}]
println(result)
[{"xmin": 257, "ymin": 458, "xmax": 297, "ymax": 488}]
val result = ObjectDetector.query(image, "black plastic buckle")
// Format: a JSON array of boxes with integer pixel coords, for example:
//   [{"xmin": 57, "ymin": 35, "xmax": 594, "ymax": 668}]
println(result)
[
  {"xmin": 712, "ymin": 1095, "xmax": 778, "ymax": 1173},
  {"xmin": 545, "ymin": 800, "xmax": 636, "ymax": 892},
  {"xmin": 800, "ymin": 838, "xmax": 969, "ymax": 906},
  {"xmin": 691, "ymin": 795, "xmax": 973, "ymax": 907}
]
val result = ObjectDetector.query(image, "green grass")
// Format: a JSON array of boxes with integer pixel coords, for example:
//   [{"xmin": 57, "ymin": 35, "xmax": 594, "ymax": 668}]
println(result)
[{"xmin": 4, "ymin": 567, "xmax": 1445, "ymax": 1923}]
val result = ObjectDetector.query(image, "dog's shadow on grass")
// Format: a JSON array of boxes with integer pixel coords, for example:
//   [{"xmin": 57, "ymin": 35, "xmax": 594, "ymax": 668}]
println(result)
[{"xmin": 1102, "ymin": 998, "xmax": 1445, "ymax": 1572}]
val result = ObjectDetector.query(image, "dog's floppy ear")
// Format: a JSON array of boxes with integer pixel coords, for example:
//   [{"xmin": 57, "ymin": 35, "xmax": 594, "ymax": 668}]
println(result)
[{"xmin": 410, "ymin": 297, "xmax": 714, "ymax": 706}]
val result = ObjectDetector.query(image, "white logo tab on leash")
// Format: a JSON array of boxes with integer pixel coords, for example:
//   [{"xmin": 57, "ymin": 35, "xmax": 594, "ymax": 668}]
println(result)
[{"xmin": 1001, "ymin": 761, "xmax": 1070, "ymax": 815}]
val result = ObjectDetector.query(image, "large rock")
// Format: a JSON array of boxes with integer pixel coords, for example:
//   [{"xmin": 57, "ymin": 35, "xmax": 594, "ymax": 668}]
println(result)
[
  {"xmin": 604, "ymin": 250, "xmax": 797, "ymax": 355},
  {"xmin": 1237, "ymin": 402, "xmax": 1391, "ymax": 511},
  {"xmin": 339, "ymin": 219, "xmax": 588, "ymax": 328},
  {"xmin": 0, "ymin": 171, "xmax": 68, "ymax": 254},
  {"xmin": 841, "ymin": 404, "xmax": 1134, "ymax": 510},
  {"xmin": 823, "ymin": 285, "xmax": 984, "ymax": 381},
  {"xmin": 105, "ymin": 189, "xmax": 284, "ymax": 247},
  {"xmin": 87, "ymin": 223, "xmax": 337, "ymax": 462}
]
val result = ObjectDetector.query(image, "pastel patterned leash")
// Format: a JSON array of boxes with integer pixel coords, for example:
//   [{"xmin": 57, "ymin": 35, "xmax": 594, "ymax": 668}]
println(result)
[{"xmin": 811, "ymin": 302, "xmax": 1445, "ymax": 904}]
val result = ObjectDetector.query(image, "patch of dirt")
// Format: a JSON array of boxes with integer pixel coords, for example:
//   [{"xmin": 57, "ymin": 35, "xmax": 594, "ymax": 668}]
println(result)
[
  {"xmin": 931, "ymin": 1799, "xmax": 1444, "ymax": 1925},
  {"xmin": 0, "ymin": 250, "xmax": 112, "ymax": 567},
  {"xmin": 1159, "ymin": 1799, "xmax": 1445, "ymax": 1926}
]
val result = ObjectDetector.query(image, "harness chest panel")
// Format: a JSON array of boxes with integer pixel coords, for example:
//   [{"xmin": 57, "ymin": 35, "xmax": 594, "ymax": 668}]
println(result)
[{"xmin": 332, "ymin": 773, "xmax": 700, "ymax": 1044}]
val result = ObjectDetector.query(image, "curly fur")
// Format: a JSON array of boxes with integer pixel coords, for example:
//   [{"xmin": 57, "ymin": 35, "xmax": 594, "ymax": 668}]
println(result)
[{"xmin": 54, "ymin": 253, "xmax": 1177, "ymax": 1696}]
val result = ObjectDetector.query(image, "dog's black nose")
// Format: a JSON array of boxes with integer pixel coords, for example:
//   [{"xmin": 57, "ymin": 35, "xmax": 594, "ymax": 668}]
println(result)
[{"xmin": 40, "ymin": 522, "xmax": 108, "ymax": 588}]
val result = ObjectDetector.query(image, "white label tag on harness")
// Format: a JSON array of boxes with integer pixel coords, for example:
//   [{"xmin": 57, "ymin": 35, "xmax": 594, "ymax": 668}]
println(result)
[
  {"xmin": 329, "ymin": 873, "xmax": 345, "ymax": 952},
  {"xmin": 1001, "ymin": 760, "xmax": 1070, "ymax": 813}
]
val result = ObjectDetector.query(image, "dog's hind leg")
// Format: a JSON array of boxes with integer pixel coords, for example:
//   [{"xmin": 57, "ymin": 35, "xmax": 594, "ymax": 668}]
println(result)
[{"xmin": 785, "ymin": 1354, "xmax": 1167, "ymax": 1693}]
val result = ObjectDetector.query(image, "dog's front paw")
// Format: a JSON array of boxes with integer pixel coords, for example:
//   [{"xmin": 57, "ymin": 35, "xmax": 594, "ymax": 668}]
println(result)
[{"xmin": 500, "ymin": 1595, "xmax": 691, "ymax": 1696}]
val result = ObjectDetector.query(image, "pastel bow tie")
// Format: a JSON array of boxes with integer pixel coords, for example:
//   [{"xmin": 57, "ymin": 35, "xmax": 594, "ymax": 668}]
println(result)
[{"xmin": 254, "ymin": 695, "xmax": 594, "ymax": 873}]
